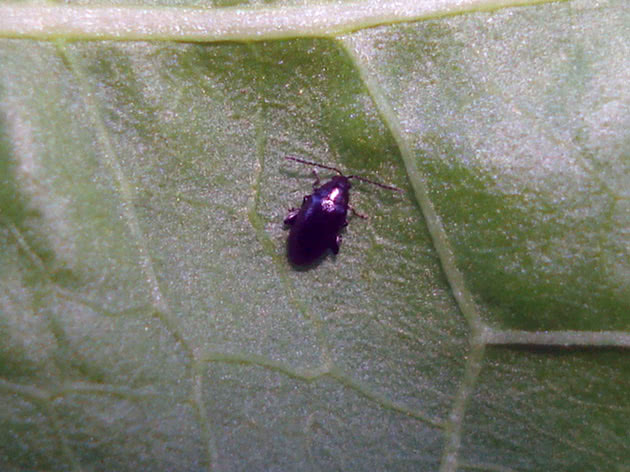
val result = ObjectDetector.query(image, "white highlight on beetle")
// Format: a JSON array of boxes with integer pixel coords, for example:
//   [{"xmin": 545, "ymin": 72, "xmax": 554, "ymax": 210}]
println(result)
[{"xmin": 322, "ymin": 188, "xmax": 341, "ymax": 212}]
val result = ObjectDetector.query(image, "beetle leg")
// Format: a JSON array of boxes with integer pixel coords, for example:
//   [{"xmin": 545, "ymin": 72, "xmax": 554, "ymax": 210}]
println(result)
[
  {"xmin": 331, "ymin": 234, "xmax": 342, "ymax": 254},
  {"xmin": 284, "ymin": 208, "xmax": 300, "ymax": 225},
  {"xmin": 311, "ymin": 169, "xmax": 321, "ymax": 189},
  {"xmin": 349, "ymin": 205, "xmax": 367, "ymax": 219}
]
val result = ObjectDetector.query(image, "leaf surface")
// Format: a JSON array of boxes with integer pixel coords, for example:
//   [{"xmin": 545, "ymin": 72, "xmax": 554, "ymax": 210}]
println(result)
[{"xmin": 1, "ymin": 1, "xmax": 628, "ymax": 471}]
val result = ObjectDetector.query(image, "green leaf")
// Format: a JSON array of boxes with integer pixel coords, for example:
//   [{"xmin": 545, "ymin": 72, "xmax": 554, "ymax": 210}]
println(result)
[{"xmin": 1, "ymin": 1, "xmax": 629, "ymax": 471}]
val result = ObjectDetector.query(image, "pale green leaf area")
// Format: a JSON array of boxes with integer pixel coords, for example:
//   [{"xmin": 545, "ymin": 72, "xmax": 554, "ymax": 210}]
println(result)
[
  {"xmin": 350, "ymin": 0, "xmax": 630, "ymax": 331},
  {"xmin": 0, "ymin": 0, "xmax": 629, "ymax": 471}
]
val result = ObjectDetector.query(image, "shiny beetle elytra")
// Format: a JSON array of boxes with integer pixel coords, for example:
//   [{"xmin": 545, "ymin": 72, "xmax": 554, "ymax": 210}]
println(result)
[{"xmin": 283, "ymin": 156, "xmax": 401, "ymax": 266}]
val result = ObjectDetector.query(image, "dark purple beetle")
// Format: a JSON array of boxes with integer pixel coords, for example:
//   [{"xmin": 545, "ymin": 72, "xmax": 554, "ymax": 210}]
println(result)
[{"xmin": 284, "ymin": 156, "xmax": 400, "ymax": 266}]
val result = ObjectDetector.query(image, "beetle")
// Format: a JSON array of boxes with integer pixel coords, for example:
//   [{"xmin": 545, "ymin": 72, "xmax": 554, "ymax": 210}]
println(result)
[{"xmin": 283, "ymin": 156, "xmax": 401, "ymax": 266}]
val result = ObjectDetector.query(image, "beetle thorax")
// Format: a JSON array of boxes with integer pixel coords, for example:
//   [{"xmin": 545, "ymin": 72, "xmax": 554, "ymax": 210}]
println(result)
[
  {"xmin": 321, "ymin": 177, "xmax": 350, "ymax": 212},
  {"xmin": 322, "ymin": 187, "xmax": 342, "ymax": 211}
]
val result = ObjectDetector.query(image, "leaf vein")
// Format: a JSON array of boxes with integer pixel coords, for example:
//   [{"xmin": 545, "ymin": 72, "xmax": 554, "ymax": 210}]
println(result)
[
  {"xmin": 57, "ymin": 42, "xmax": 216, "ymax": 471},
  {"xmin": 0, "ymin": 0, "xmax": 569, "ymax": 42}
]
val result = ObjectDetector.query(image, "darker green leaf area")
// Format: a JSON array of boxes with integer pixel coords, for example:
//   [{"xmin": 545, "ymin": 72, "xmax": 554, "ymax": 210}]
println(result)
[
  {"xmin": 389, "ymin": 3, "xmax": 630, "ymax": 333},
  {"xmin": 463, "ymin": 347, "xmax": 630, "ymax": 470},
  {"xmin": 425, "ymin": 152, "xmax": 628, "ymax": 331},
  {"xmin": 0, "ymin": 117, "xmax": 21, "ymax": 223}
]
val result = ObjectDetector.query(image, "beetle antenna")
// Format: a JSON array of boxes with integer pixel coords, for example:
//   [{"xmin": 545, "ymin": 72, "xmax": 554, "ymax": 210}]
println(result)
[
  {"xmin": 347, "ymin": 175, "xmax": 402, "ymax": 192},
  {"xmin": 285, "ymin": 156, "xmax": 343, "ymax": 175},
  {"xmin": 285, "ymin": 156, "xmax": 402, "ymax": 192}
]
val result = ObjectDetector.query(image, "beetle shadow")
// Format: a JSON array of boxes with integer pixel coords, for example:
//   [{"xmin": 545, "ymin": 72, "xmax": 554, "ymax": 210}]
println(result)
[{"xmin": 287, "ymin": 250, "xmax": 337, "ymax": 272}]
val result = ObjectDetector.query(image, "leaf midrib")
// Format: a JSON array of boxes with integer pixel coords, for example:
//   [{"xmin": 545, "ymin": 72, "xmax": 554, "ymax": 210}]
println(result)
[{"xmin": 0, "ymin": 0, "xmax": 566, "ymax": 42}]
